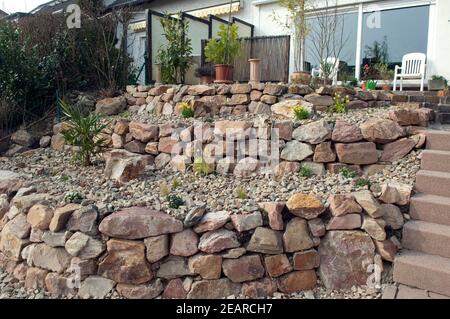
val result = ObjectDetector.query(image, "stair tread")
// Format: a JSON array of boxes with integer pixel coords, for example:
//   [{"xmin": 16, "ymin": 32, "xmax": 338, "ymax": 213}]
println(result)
[
  {"xmin": 412, "ymin": 193, "xmax": 450, "ymax": 203},
  {"xmin": 404, "ymin": 220, "xmax": 450, "ymax": 236},
  {"xmin": 417, "ymin": 169, "xmax": 450, "ymax": 178},
  {"xmin": 422, "ymin": 149, "xmax": 450, "ymax": 155},
  {"xmin": 395, "ymin": 250, "xmax": 450, "ymax": 273}
]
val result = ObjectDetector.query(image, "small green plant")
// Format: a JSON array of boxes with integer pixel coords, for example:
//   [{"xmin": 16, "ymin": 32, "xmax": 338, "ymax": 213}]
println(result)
[
  {"xmin": 167, "ymin": 194, "xmax": 185, "ymax": 209},
  {"xmin": 60, "ymin": 175, "xmax": 71, "ymax": 182},
  {"xmin": 118, "ymin": 111, "xmax": 130, "ymax": 119},
  {"xmin": 366, "ymin": 79, "xmax": 378, "ymax": 90},
  {"xmin": 60, "ymin": 100, "xmax": 109, "ymax": 166},
  {"xmin": 193, "ymin": 157, "xmax": 215, "ymax": 176},
  {"xmin": 236, "ymin": 186, "xmax": 247, "ymax": 200},
  {"xmin": 355, "ymin": 178, "xmax": 371, "ymax": 188},
  {"xmin": 160, "ymin": 181, "xmax": 170, "ymax": 198},
  {"xmin": 331, "ymin": 94, "xmax": 349, "ymax": 114},
  {"xmin": 171, "ymin": 178, "xmax": 181, "ymax": 189},
  {"xmin": 178, "ymin": 102, "xmax": 194, "ymax": 119},
  {"xmin": 431, "ymin": 75, "xmax": 446, "ymax": 81},
  {"xmin": 340, "ymin": 167, "xmax": 357, "ymax": 179},
  {"xmin": 204, "ymin": 23, "xmax": 240, "ymax": 65},
  {"xmin": 64, "ymin": 191, "xmax": 83, "ymax": 203},
  {"xmin": 292, "ymin": 105, "xmax": 311, "ymax": 121},
  {"xmin": 299, "ymin": 166, "xmax": 313, "ymax": 178}
]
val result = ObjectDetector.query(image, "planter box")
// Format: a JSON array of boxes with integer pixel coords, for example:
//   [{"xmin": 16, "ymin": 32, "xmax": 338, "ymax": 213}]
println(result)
[{"xmin": 428, "ymin": 79, "xmax": 447, "ymax": 91}]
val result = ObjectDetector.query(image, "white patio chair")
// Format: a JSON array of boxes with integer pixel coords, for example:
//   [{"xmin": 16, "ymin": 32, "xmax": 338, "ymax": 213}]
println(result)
[
  {"xmin": 311, "ymin": 57, "xmax": 340, "ymax": 86},
  {"xmin": 393, "ymin": 53, "xmax": 426, "ymax": 91}
]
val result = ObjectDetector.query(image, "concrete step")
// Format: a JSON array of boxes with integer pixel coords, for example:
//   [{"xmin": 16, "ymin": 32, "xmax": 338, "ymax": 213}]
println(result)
[
  {"xmin": 438, "ymin": 104, "xmax": 450, "ymax": 113},
  {"xmin": 393, "ymin": 250, "xmax": 450, "ymax": 296},
  {"xmin": 440, "ymin": 113, "xmax": 450, "ymax": 124},
  {"xmin": 403, "ymin": 221, "xmax": 450, "ymax": 258},
  {"xmin": 426, "ymin": 130, "xmax": 450, "ymax": 151},
  {"xmin": 410, "ymin": 194, "xmax": 450, "ymax": 226},
  {"xmin": 415, "ymin": 170, "xmax": 450, "ymax": 197},
  {"xmin": 421, "ymin": 150, "xmax": 450, "ymax": 172}
]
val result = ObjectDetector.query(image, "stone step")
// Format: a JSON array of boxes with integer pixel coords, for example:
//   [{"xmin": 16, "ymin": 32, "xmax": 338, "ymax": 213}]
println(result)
[
  {"xmin": 438, "ymin": 104, "xmax": 450, "ymax": 113},
  {"xmin": 426, "ymin": 130, "xmax": 450, "ymax": 151},
  {"xmin": 421, "ymin": 150, "xmax": 450, "ymax": 172},
  {"xmin": 403, "ymin": 221, "xmax": 450, "ymax": 258},
  {"xmin": 415, "ymin": 170, "xmax": 450, "ymax": 197},
  {"xmin": 440, "ymin": 113, "xmax": 450, "ymax": 124},
  {"xmin": 410, "ymin": 194, "xmax": 450, "ymax": 226},
  {"xmin": 393, "ymin": 250, "xmax": 450, "ymax": 296}
]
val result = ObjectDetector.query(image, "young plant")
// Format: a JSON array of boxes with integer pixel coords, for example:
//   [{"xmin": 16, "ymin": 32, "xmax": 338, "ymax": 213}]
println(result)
[
  {"xmin": 171, "ymin": 178, "xmax": 181, "ymax": 189},
  {"xmin": 340, "ymin": 167, "xmax": 357, "ymax": 179},
  {"xmin": 355, "ymin": 178, "xmax": 371, "ymax": 188},
  {"xmin": 159, "ymin": 180, "xmax": 170, "ymax": 198},
  {"xmin": 193, "ymin": 157, "xmax": 215, "ymax": 176},
  {"xmin": 299, "ymin": 166, "xmax": 313, "ymax": 178},
  {"xmin": 64, "ymin": 191, "xmax": 83, "ymax": 203},
  {"xmin": 60, "ymin": 100, "xmax": 109, "ymax": 166},
  {"xmin": 236, "ymin": 186, "xmax": 247, "ymax": 200},
  {"xmin": 292, "ymin": 105, "xmax": 311, "ymax": 121},
  {"xmin": 167, "ymin": 194, "xmax": 184, "ymax": 209},
  {"xmin": 204, "ymin": 23, "xmax": 240, "ymax": 65},
  {"xmin": 331, "ymin": 94, "xmax": 349, "ymax": 114},
  {"xmin": 178, "ymin": 102, "xmax": 194, "ymax": 119}
]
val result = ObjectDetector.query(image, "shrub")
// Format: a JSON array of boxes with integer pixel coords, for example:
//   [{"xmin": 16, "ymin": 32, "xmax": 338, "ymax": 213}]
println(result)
[
  {"xmin": 340, "ymin": 167, "xmax": 357, "ymax": 179},
  {"xmin": 167, "ymin": 194, "xmax": 185, "ymax": 209},
  {"xmin": 292, "ymin": 105, "xmax": 311, "ymax": 120},
  {"xmin": 60, "ymin": 100, "xmax": 109, "ymax": 166},
  {"xmin": 331, "ymin": 94, "xmax": 349, "ymax": 114},
  {"xmin": 193, "ymin": 157, "xmax": 215, "ymax": 176},
  {"xmin": 179, "ymin": 102, "xmax": 194, "ymax": 119},
  {"xmin": 299, "ymin": 166, "xmax": 313, "ymax": 178},
  {"xmin": 204, "ymin": 23, "xmax": 240, "ymax": 65}
]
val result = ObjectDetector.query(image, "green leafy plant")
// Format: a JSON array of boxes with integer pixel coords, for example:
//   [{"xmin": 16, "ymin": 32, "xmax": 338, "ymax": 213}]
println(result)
[
  {"xmin": 178, "ymin": 102, "xmax": 194, "ymax": 119},
  {"xmin": 60, "ymin": 175, "xmax": 71, "ymax": 182},
  {"xmin": 366, "ymin": 80, "xmax": 378, "ymax": 90},
  {"xmin": 236, "ymin": 185, "xmax": 247, "ymax": 200},
  {"xmin": 355, "ymin": 178, "xmax": 371, "ymax": 188},
  {"xmin": 331, "ymin": 93, "xmax": 349, "ymax": 113},
  {"xmin": 299, "ymin": 166, "xmax": 313, "ymax": 178},
  {"xmin": 60, "ymin": 100, "xmax": 109, "ymax": 166},
  {"xmin": 340, "ymin": 167, "xmax": 357, "ymax": 179},
  {"xmin": 193, "ymin": 157, "xmax": 215, "ymax": 176},
  {"xmin": 431, "ymin": 75, "xmax": 446, "ymax": 81},
  {"xmin": 167, "ymin": 194, "xmax": 185, "ymax": 209},
  {"xmin": 64, "ymin": 191, "xmax": 84, "ymax": 203},
  {"xmin": 375, "ymin": 63, "xmax": 394, "ymax": 86},
  {"xmin": 156, "ymin": 13, "xmax": 193, "ymax": 84},
  {"xmin": 171, "ymin": 178, "xmax": 181, "ymax": 189},
  {"xmin": 204, "ymin": 23, "xmax": 240, "ymax": 65},
  {"xmin": 292, "ymin": 105, "xmax": 311, "ymax": 120}
]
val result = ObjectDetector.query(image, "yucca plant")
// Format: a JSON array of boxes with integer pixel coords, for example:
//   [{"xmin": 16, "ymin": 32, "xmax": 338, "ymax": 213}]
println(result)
[{"xmin": 60, "ymin": 99, "xmax": 109, "ymax": 166}]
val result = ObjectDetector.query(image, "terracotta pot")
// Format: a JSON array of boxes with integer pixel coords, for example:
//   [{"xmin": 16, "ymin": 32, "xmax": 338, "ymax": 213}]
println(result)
[
  {"xmin": 361, "ymin": 82, "xmax": 367, "ymax": 91},
  {"xmin": 438, "ymin": 90, "xmax": 449, "ymax": 97},
  {"xmin": 200, "ymin": 75, "xmax": 213, "ymax": 85},
  {"xmin": 214, "ymin": 64, "xmax": 233, "ymax": 83},
  {"xmin": 382, "ymin": 84, "xmax": 390, "ymax": 92},
  {"xmin": 291, "ymin": 71, "xmax": 311, "ymax": 84}
]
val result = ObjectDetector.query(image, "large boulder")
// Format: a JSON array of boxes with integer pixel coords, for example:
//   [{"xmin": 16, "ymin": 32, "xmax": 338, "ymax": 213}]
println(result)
[
  {"xmin": 129, "ymin": 122, "xmax": 159, "ymax": 143},
  {"xmin": 380, "ymin": 138, "xmax": 416, "ymax": 162},
  {"xmin": 271, "ymin": 100, "xmax": 313, "ymax": 119},
  {"xmin": 198, "ymin": 229, "xmax": 240, "ymax": 254},
  {"xmin": 222, "ymin": 255, "xmax": 265, "ymax": 283},
  {"xmin": 360, "ymin": 119, "xmax": 404, "ymax": 144},
  {"xmin": 99, "ymin": 207, "xmax": 183, "ymax": 239},
  {"xmin": 335, "ymin": 142, "xmax": 378, "ymax": 165},
  {"xmin": 286, "ymin": 193, "xmax": 325, "ymax": 219},
  {"xmin": 318, "ymin": 231, "xmax": 375, "ymax": 290},
  {"xmin": 332, "ymin": 120, "xmax": 363, "ymax": 143},
  {"xmin": 283, "ymin": 218, "xmax": 314, "ymax": 253},
  {"xmin": 187, "ymin": 278, "xmax": 241, "ymax": 299},
  {"xmin": 293, "ymin": 120, "xmax": 332, "ymax": 144},
  {"xmin": 280, "ymin": 141, "xmax": 313, "ymax": 161},
  {"xmin": 246, "ymin": 227, "xmax": 284, "ymax": 254},
  {"xmin": 104, "ymin": 150, "xmax": 147, "ymax": 183},
  {"xmin": 95, "ymin": 96, "xmax": 127, "ymax": 115}
]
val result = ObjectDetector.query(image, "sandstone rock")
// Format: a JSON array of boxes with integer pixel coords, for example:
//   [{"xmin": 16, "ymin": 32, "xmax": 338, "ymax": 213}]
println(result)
[
  {"xmin": 169, "ymin": 229, "xmax": 199, "ymax": 257},
  {"xmin": 124, "ymin": 140, "xmax": 146, "ymax": 153},
  {"xmin": 70, "ymin": 257, "xmax": 97, "ymax": 280},
  {"xmin": 360, "ymin": 119, "xmax": 404, "ymax": 144},
  {"xmin": 223, "ymin": 255, "xmax": 265, "ymax": 283},
  {"xmin": 25, "ymin": 267, "xmax": 48, "ymax": 290},
  {"xmin": 380, "ymin": 138, "xmax": 416, "ymax": 162},
  {"xmin": 30, "ymin": 244, "xmax": 71, "ymax": 273},
  {"xmin": 111, "ymin": 133, "xmax": 124, "ymax": 149},
  {"xmin": 162, "ymin": 278, "xmax": 187, "ymax": 299},
  {"xmin": 193, "ymin": 211, "xmax": 230, "ymax": 233},
  {"xmin": 99, "ymin": 207, "xmax": 182, "ymax": 239},
  {"xmin": 273, "ymin": 121, "xmax": 293, "ymax": 140},
  {"xmin": 326, "ymin": 214, "xmax": 362, "ymax": 230},
  {"xmin": 374, "ymin": 239, "xmax": 398, "ymax": 262},
  {"xmin": 78, "ymin": 276, "xmax": 115, "ymax": 299},
  {"xmin": 188, "ymin": 85, "xmax": 215, "ymax": 96},
  {"xmin": 10, "ymin": 193, "xmax": 48, "ymax": 216},
  {"xmin": 104, "ymin": 150, "xmax": 147, "ymax": 183},
  {"xmin": 241, "ymin": 278, "xmax": 278, "ymax": 298},
  {"xmin": 39, "ymin": 136, "xmax": 51, "ymax": 148},
  {"xmin": 230, "ymin": 212, "xmax": 262, "ymax": 232},
  {"xmin": 329, "ymin": 194, "xmax": 362, "ymax": 217},
  {"xmin": 381, "ymin": 204, "xmax": 404, "ymax": 230},
  {"xmin": 286, "ymin": 193, "xmax": 325, "ymax": 219},
  {"xmin": 319, "ymin": 231, "xmax": 375, "ymax": 290},
  {"xmin": 260, "ymin": 95, "xmax": 277, "ymax": 105},
  {"xmin": 283, "ymin": 218, "xmax": 314, "ymax": 253},
  {"xmin": 198, "ymin": 229, "xmax": 240, "ymax": 254},
  {"xmin": 129, "ymin": 122, "xmax": 159, "ymax": 143},
  {"xmin": 314, "ymin": 142, "xmax": 336, "ymax": 163},
  {"xmin": 48, "ymin": 204, "xmax": 80, "ymax": 232},
  {"xmin": 388, "ymin": 108, "xmax": 421, "ymax": 126},
  {"xmin": 289, "ymin": 85, "xmax": 314, "ymax": 95},
  {"xmin": 155, "ymin": 153, "xmax": 171, "ymax": 169},
  {"xmin": 3, "ymin": 213, "xmax": 30, "ymax": 239},
  {"xmin": 273, "ymin": 161, "xmax": 301, "ymax": 176},
  {"xmin": 188, "ymin": 254, "xmax": 222, "ymax": 280},
  {"xmin": 302, "ymin": 162, "xmax": 326, "ymax": 176},
  {"xmin": 156, "ymin": 256, "xmax": 194, "ymax": 279},
  {"xmin": 221, "ymin": 247, "xmax": 247, "ymax": 259},
  {"xmin": 308, "ymin": 219, "xmax": 325, "ymax": 237},
  {"xmin": 42, "ymin": 231, "xmax": 72, "ymax": 247},
  {"xmin": 116, "ymin": 279, "xmax": 164, "ymax": 299},
  {"xmin": 231, "ymin": 83, "xmax": 252, "ymax": 94},
  {"xmin": 258, "ymin": 202, "xmax": 285, "ymax": 230},
  {"xmin": 281, "ymin": 140, "xmax": 313, "ymax": 161},
  {"xmin": 379, "ymin": 182, "xmax": 412, "ymax": 206},
  {"xmin": 250, "ymin": 90, "xmax": 263, "ymax": 101},
  {"xmin": 246, "ymin": 227, "xmax": 283, "ymax": 254},
  {"xmin": 98, "ymin": 239, "xmax": 152, "ymax": 284},
  {"xmin": 45, "ymin": 273, "xmax": 75, "ymax": 296},
  {"xmin": 305, "ymin": 93, "xmax": 334, "ymax": 108},
  {"xmin": 233, "ymin": 157, "xmax": 260, "ymax": 177},
  {"xmin": 264, "ymin": 84, "xmax": 285, "ymax": 96},
  {"xmin": 95, "ymin": 96, "xmax": 127, "ymax": 115},
  {"xmin": 335, "ymin": 142, "xmax": 378, "ymax": 165},
  {"xmin": 332, "ymin": 120, "xmax": 363, "ymax": 142},
  {"xmin": 277, "ymin": 270, "xmax": 317, "ymax": 293},
  {"xmin": 264, "ymin": 254, "xmax": 292, "ymax": 278},
  {"xmin": 0, "ymin": 223, "xmax": 30, "ymax": 260},
  {"xmin": 150, "ymin": 85, "xmax": 171, "ymax": 96},
  {"xmin": 66, "ymin": 205, "xmax": 98, "ymax": 236},
  {"xmin": 187, "ymin": 278, "xmax": 241, "ymax": 299},
  {"xmin": 361, "ymin": 216, "xmax": 386, "ymax": 241},
  {"xmin": 293, "ymin": 249, "xmax": 320, "ymax": 270},
  {"xmin": 65, "ymin": 232, "xmax": 105, "ymax": 259},
  {"xmin": 184, "ymin": 206, "xmax": 206, "ymax": 228},
  {"xmin": 353, "ymin": 191, "xmax": 383, "ymax": 218},
  {"xmin": 214, "ymin": 120, "xmax": 252, "ymax": 140},
  {"xmin": 114, "ymin": 119, "xmax": 130, "ymax": 135},
  {"xmin": 293, "ymin": 120, "xmax": 332, "ymax": 144},
  {"xmin": 143, "ymin": 235, "xmax": 168, "ymax": 263},
  {"xmin": 11, "ymin": 129, "xmax": 37, "ymax": 147},
  {"xmin": 271, "ymin": 100, "xmax": 313, "ymax": 119}
]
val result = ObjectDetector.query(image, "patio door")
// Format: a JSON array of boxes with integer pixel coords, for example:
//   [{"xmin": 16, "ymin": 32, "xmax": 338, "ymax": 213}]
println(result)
[{"xmin": 136, "ymin": 35, "xmax": 147, "ymax": 84}]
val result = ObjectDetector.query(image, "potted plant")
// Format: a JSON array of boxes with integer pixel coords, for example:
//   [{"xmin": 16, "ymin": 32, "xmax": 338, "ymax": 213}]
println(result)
[
  {"xmin": 204, "ymin": 23, "xmax": 240, "ymax": 83},
  {"xmin": 195, "ymin": 64, "xmax": 215, "ymax": 85},
  {"xmin": 375, "ymin": 63, "xmax": 394, "ymax": 91},
  {"xmin": 429, "ymin": 75, "xmax": 447, "ymax": 91},
  {"xmin": 276, "ymin": 0, "xmax": 312, "ymax": 84}
]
